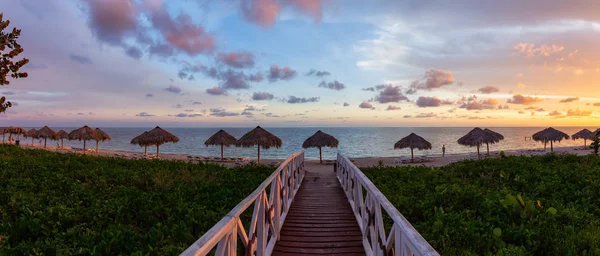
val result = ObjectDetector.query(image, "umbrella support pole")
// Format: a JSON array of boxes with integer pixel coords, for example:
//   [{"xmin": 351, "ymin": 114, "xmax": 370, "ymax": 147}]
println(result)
[
  {"xmin": 319, "ymin": 146, "xmax": 322, "ymax": 164},
  {"xmin": 144, "ymin": 146, "xmax": 147, "ymax": 156},
  {"xmin": 257, "ymin": 146, "xmax": 260, "ymax": 165},
  {"xmin": 83, "ymin": 140, "xmax": 86, "ymax": 154},
  {"xmin": 44, "ymin": 138, "xmax": 47, "ymax": 148},
  {"xmin": 157, "ymin": 145, "xmax": 160, "ymax": 158},
  {"xmin": 477, "ymin": 145, "xmax": 480, "ymax": 159},
  {"xmin": 551, "ymin": 141, "xmax": 553, "ymax": 152},
  {"xmin": 96, "ymin": 141, "xmax": 99, "ymax": 152},
  {"xmin": 221, "ymin": 144, "xmax": 224, "ymax": 160},
  {"xmin": 61, "ymin": 139, "xmax": 64, "ymax": 149},
  {"xmin": 486, "ymin": 143, "xmax": 490, "ymax": 155}
]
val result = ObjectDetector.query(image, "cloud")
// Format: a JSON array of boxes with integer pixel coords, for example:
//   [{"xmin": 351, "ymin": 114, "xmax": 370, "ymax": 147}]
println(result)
[
  {"xmin": 2, "ymin": 91, "xmax": 15, "ymax": 95},
  {"xmin": 83, "ymin": 0, "xmax": 137, "ymax": 46},
  {"xmin": 69, "ymin": 54, "xmax": 93, "ymax": 64},
  {"xmin": 460, "ymin": 98, "xmax": 499, "ymax": 110},
  {"xmin": 410, "ymin": 68, "xmax": 454, "ymax": 91},
  {"xmin": 248, "ymin": 72, "xmax": 264, "ymax": 82},
  {"xmin": 175, "ymin": 113, "xmax": 202, "ymax": 118},
  {"xmin": 516, "ymin": 83, "xmax": 526, "ymax": 89},
  {"xmin": 184, "ymin": 109, "xmax": 194, "ymax": 112},
  {"xmin": 593, "ymin": 103, "xmax": 600, "ymax": 107},
  {"xmin": 287, "ymin": 96, "xmax": 319, "ymax": 104},
  {"xmin": 240, "ymin": 0, "xmax": 323, "ymax": 27},
  {"xmin": 375, "ymin": 85, "xmax": 409, "ymax": 103},
  {"xmin": 135, "ymin": 112, "xmax": 155, "ymax": 117},
  {"xmin": 359, "ymin": 102, "xmax": 374, "ymax": 109},
  {"xmin": 559, "ymin": 97, "xmax": 579, "ymax": 103},
  {"xmin": 145, "ymin": 93, "xmax": 154, "ymax": 98},
  {"xmin": 268, "ymin": 65, "xmax": 297, "ymax": 82},
  {"xmin": 206, "ymin": 87, "xmax": 228, "ymax": 96},
  {"xmin": 477, "ymin": 85, "xmax": 499, "ymax": 94},
  {"xmin": 173, "ymin": 104, "xmax": 182, "ymax": 109},
  {"xmin": 403, "ymin": 115, "xmax": 412, "ymax": 118},
  {"xmin": 264, "ymin": 112, "xmax": 281, "ymax": 118},
  {"xmin": 566, "ymin": 109, "xmax": 592, "ymax": 117},
  {"xmin": 362, "ymin": 84, "xmax": 387, "ymax": 91},
  {"xmin": 220, "ymin": 70, "xmax": 250, "ymax": 89},
  {"xmin": 513, "ymin": 43, "xmax": 564, "ymax": 57},
  {"xmin": 192, "ymin": 101, "xmax": 202, "ymax": 105},
  {"xmin": 548, "ymin": 110, "xmax": 564, "ymax": 117},
  {"xmin": 518, "ymin": 110, "xmax": 525, "ymax": 114},
  {"xmin": 386, "ymin": 105, "xmax": 401, "ymax": 111},
  {"xmin": 306, "ymin": 69, "xmax": 331, "ymax": 77},
  {"xmin": 343, "ymin": 102, "xmax": 350, "ymax": 107},
  {"xmin": 216, "ymin": 51, "xmax": 255, "ymax": 68},
  {"xmin": 416, "ymin": 96, "xmax": 452, "ymax": 107},
  {"xmin": 163, "ymin": 85, "xmax": 182, "ymax": 94},
  {"xmin": 414, "ymin": 113, "xmax": 438, "ymax": 118},
  {"xmin": 318, "ymin": 80, "xmax": 345, "ymax": 90},
  {"xmin": 252, "ymin": 91, "xmax": 274, "ymax": 100},
  {"xmin": 507, "ymin": 94, "xmax": 543, "ymax": 105},
  {"xmin": 148, "ymin": 5, "xmax": 215, "ymax": 56},
  {"xmin": 210, "ymin": 108, "xmax": 240, "ymax": 117},
  {"xmin": 125, "ymin": 46, "xmax": 143, "ymax": 59}
]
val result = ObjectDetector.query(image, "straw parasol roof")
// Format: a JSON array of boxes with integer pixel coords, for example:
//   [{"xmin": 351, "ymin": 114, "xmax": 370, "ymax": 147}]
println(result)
[
  {"xmin": 25, "ymin": 128, "xmax": 38, "ymax": 138},
  {"xmin": 572, "ymin": 128, "xmax": 593, "ymax": 149},
  {"xmin": 94, "ymin": 128, "xmax": 111, "ymax": 152},
  {"xmin": 394, "ymin": 133, "xmax": 432, "ymax": 160},
  {"xmin": 7, "ymin": 126, "xmax": 26, "ymax": 141},
  {"xmin": 138, "ymin": 126, "xmax": 179, "ymax": 157},
  {"xmin": 205, "ymin": 129, "xmax": 237, "ymax": 160},
  {"xmin": 532, "ymin": 127, "xmax": 569, "ymax": 152},
  {"xmin": 458, "ymin": 127, "xmax": 500, "ymax": 158},
  {"xmin": 37, "ymin": 126, "xmax": 58, "ymax": 148},
  {"xmin": 205, "ymin": 129, "xmax": 237, "ymax": 147},
  {"xmin": 68, "ymin": 125, "xmax": 97, "ymax": 153},
  {"xmin": 237, "ymin": 126, "xmax": 282, "ymax": 164},
  {"xmin": 302, "ymin": 130, "xmax": 339, "ymax": 163},
  {"xmin": 57, "ymin": 130, "xmax": 69, "ymax": 149},
  {"xmin": 484, "ymin": 128, "xmax": 504, "ymax": 140},
  {"xmin": 130, "ymin": 131, "xmax": 150, "ymax": 155}
]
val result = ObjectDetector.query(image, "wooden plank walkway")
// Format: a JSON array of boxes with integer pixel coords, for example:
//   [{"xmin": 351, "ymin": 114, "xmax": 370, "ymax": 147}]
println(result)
[{"xmin": 272, "ymin": 169, "xmax": 364, "ymax": 255}]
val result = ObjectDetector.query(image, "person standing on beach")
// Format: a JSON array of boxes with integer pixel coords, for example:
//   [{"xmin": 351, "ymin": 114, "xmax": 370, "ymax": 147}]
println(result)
[{"xmin": 442, "ymin": 145, "xmax": 446, "ymax": 157}]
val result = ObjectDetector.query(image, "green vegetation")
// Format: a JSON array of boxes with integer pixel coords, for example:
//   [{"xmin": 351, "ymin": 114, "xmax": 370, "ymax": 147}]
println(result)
[
  {"xmin": 0, "ymin": 144, "xmax": 273, "ymax": 255},
  {"xmin": 363, "ymin": 154, "xmax": 600, "ymax": 255}
]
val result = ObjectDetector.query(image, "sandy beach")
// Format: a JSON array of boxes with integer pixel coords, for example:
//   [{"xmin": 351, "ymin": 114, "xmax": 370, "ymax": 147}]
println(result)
[{"xmin": 2, "ymin": 140, "xmax": 593, "ymax": 168}]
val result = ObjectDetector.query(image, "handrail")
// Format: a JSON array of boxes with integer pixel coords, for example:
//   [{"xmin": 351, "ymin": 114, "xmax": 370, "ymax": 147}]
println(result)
[
  {"xmin": 181, "ymin": 151, "xmax": 305, "ymax": 256},
  {"xmin": 336, "ymin": 153, "xmax": 439, "ymax": 256}
]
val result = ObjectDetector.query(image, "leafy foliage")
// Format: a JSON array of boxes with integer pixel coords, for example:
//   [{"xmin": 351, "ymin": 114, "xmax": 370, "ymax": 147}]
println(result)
[
  {"xmin": 0, "ymin": 13, "xmax": 29, "ymax": 113},
  {"xmin": 590, "ymin": 132, "xmax": 600, "ymax": 155},
  {"xmin": 0, "ymin": 144, "xmax": 272, "ymax": 255},
  {"xmin": 363, "ymin": 154, "xmax": 600, "ymax": 255}
]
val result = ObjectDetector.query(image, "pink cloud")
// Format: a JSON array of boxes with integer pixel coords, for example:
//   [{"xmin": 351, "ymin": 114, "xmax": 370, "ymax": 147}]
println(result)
[
  {"xmin": 240, "ymin": 0, "xmax": 281, "ymax": 27},
  {"xmin": 85, "ymin": 0, "xmax": 137, "ymax": 44},
  {"xmin": 283, "ymin": 0, "xmax": 323, "ymax": 22},
  {"xmin": 513, "ymin": 43, "xmax": 564, "ymax": 57},
  {"xmin": 216, "ymin": 51, "xmax": 255, "ymax": 68},
  {"xmin": 149, "ymin": 7, "xmax": 215, "ymax": 55}
]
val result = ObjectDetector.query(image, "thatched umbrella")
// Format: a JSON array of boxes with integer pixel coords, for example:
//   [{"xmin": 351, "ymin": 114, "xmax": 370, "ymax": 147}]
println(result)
[
  {"xmin": 394, "ymin": 133, "xmax": 432, "ymax": 161},
  {"xmin": 37, "ymin": 126, "xmax": 57, "ymax": 148},
  {"xmin": 0, "ymin": 127, "xmax": 6, "ymax": 142},
  {"xmin": 94, "ymin": 128, "xmax": 111, "ymax": 152},
  {"xmin": 532, "ymin": 127, "xmax": 569, "ymax": 152},
  {"xmin": 302, "ymin": 130, "xmax": 339, "ymax": 163},
  {"xmin": 458, "ymin": 127, "xmax": 500, "ymax": 159},
  {"xmin": 236, "ymin": 126, "xmax": 282, "ymax": 164},
  {"xmin": 483, "ymin": 128, "xmax": 504, "ymax": 155},
  {"xmin": 572, "ymin": 129, "xmax": 593, "ymax": 149},
  {"xmin": 138, "ymin": 126, "xmax": 179, "ymax": 158},
  {"xmin": 68, "ymin": 125, "xmax": 97, "ymax": 154},
  {"xmin": 25, "ymin": 128, "xmax": 39, "ymax": 146},
  {"xmin": 205, "ymin": 129, "xmax": 237, "ymax": 160},
  {"xmin": 57, "ymin": 130, "xmax": 69, "ymax": 148},
  {"xmin": 9, "ymin": 127, "xmax": 26, "ymax": 142},
  {"xmin": 130, "ymin": 131, "xmax": 150, "ymax": 155}
]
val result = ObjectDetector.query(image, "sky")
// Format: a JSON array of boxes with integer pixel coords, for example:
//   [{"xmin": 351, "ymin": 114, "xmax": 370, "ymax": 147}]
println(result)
[{"xmin": 1, "ymin": 0, "xmax": 600, "ymax": 127}]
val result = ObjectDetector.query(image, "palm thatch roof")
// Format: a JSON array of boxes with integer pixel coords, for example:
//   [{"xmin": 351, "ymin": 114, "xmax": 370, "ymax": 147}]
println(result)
[
  {"xmin": 56, "ymin": 130, "xmax": 69, "ymax": 139},
  {"xmin": 484, "ymin": 128, "xmax": 504, "ymax": 141},
  {"xmin": 137, "ymin": 126, "xmax": 179, "ymax": 146},
  {"xmin": 302, "ymin": 130, "xmax": 338, "ymax": 149},
  {"xmin": 37, "ymin": 126, "xmax": 57, "ymax": 139},
  {"xmin": 68, "ymin": 125, "xmax": 97, "ymax": 141},
  {"xmin": 532, "ymin": 127, "xmax": 570, "ymax": 142},
  {"xmin": 205, "ymin": 129, "xmax": 237, "ymax": 147},
  {"xmin": 394, "ymin": 133, "xmax": 432, "ymax": 150},
  {"xmin": 236, "ymin": 126, "xmax": 282, "ymax": 149},
  {"xmin": 25, "ymin": 128, "xmax": 38, "ymax": 138},
  {"xmin": 130, "ymin": 131, "xmax": 150, "ymax": 146},
  {"xmin": 592, "ymin": 128, "xmax": 600, "ymax": 137},
  {"xmin": 94, "ymin": 128, "xmax": 111, "ymax": 142},
  {"xmin": 8, "ymin": 127, "xmax": 26, "ymax": 135},
  {"xmin": 458, "ymin": 127, "xmax": 500, "ymax": 147},
  {"xmin": 572, "ymin": 129, "xmax": 593, "ymax": 140}
]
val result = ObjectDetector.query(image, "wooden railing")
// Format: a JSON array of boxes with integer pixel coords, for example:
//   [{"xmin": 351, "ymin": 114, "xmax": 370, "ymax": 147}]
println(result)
[
  {"xmin": 181, "ymin": 151, "xmax": 305, "ymax": 256},
  {"xmin": 336, "ymin": 153, "xmax": 439, "ymax": 256}
]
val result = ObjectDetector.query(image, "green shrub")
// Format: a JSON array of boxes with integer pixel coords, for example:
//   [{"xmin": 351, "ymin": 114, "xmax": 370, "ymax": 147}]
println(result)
[
  {"xmin": 363, "ymin": 154, "xmax": 600, "ymax": 255},
  {"xmin": 0, "ymin": 144, "xmax": 273, "ymax": 255}
]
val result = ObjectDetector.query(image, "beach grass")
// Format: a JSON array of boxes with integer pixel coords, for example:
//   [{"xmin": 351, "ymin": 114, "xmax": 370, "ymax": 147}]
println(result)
[
  {"xmin": 363, "ymin": 153, "xmax": 600, "ymax": 255},
  {"xmin": 0, "ymin": 144, "xmax": 273, "ymax": 255}
]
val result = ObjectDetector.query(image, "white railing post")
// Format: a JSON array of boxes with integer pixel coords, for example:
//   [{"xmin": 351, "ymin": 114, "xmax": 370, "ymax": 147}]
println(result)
[
  {"xmin": 335, "ymin": 153, "xmax": 440, "ymax": 256},
  {"xmin": 181, "ymin": 151, "xmax": 305, "ymax": 256}
]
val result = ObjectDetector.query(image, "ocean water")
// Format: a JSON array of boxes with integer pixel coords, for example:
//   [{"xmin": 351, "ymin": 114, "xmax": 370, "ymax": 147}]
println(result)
[{"xmin": 11, "ymin": 127, "xmax": 595, "ymax": 160}]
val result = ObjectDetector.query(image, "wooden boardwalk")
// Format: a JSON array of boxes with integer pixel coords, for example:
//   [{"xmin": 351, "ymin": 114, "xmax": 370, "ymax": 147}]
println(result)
[{"xmin": 272, "ymin": 169, "xmax": 364, "ymax": 255}]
